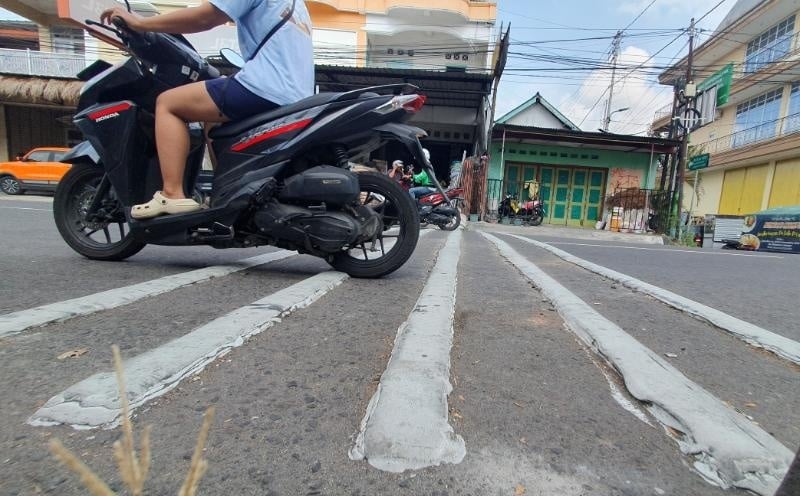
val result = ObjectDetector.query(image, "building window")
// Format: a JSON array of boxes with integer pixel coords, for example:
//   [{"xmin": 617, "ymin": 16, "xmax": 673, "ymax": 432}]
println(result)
[
  {"xmin": 51, "ymin": 26, "xmax": 85, "ymax": 54},
  {"xmin": 732, "ymin": 88, "xmax": 782, "ymax": 148},
  {"xmin": 744, "ymin": 15, "xmax": 795, "ymax": 73},
  {"xmin": 785, "ymin": 82, "xmax": 800, "ymax": 134}
]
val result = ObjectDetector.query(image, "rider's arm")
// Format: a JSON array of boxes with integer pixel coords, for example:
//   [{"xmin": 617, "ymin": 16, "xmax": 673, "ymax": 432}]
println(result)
[{"xmin": 101, "ymin": 2, "xmax": 230, "ymax": 33}]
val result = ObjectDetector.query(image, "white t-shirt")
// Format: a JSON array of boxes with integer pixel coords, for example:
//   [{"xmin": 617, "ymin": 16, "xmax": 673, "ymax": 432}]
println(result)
[{"xmin": 209, "ymin": 0, "xmax": 314, "ymax": 106}]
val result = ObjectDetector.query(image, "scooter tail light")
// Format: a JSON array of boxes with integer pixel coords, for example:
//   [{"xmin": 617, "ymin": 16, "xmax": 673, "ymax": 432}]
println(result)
[
  {"xmin": 375, "ymin": 94, "xmax": 426, "ymax": 114},
  {"xmin": 402, "ymin": 95, "xmax": 426, "ymax": 113}
]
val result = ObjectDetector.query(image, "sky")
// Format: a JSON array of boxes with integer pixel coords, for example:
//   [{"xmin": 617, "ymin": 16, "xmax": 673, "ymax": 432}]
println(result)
[
  {"xmin": 0, "ymin": 0, "xmax": 736, "ymax": 135},
  {"xmin": 494, "ymin": 0, "xmax": 735, "ymax": 134}
]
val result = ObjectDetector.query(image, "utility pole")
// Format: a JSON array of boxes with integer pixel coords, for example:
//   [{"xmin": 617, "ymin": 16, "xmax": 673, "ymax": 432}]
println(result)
[
  {"xmin": 677, "ymin": 18, "xmax": 696, "ymax": 240},
  {"xmin": 602, "ymin": 31, "xmax": 622, "ymax": 132}
]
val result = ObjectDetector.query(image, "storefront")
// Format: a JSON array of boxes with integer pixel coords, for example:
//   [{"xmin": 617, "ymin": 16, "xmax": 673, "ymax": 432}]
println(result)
[{"xmin": 488, "ymin": 125, "xmax": 678, "ymax": 227}]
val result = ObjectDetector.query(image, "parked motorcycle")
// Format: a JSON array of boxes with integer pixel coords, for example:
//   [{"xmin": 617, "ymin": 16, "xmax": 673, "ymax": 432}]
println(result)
[
  {"xmin": 517, "ymin": 199, "xmax": 545, "ymax": 226},
  {"xmin": 53, "ymin": 12, "xmax": 451, "ymax": 278},
  {"xmin": 498, "ymin": 194, "xmax": 544, "ymax": 226},
  {"xmin": 418, "ymin": 187, "xmax": 463, "ymax": 231},
  {"xmin": 498, "ymin": 194, "xmax": 517, "ymax": 219}
]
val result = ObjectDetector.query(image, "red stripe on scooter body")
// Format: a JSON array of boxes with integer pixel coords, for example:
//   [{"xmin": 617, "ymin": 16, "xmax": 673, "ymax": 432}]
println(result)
[
  {"xmin": 231, "ymin": 118, "xmax": 313, "ymax": 152},
  {"xmin": 88, "ymin": 102, "xmax": 132, "ymax": 121}
]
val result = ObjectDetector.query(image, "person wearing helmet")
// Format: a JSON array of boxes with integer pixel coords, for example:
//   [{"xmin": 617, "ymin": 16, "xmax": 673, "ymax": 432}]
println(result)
[{"xmin": 408, "ymin": 149, "xmax": 436, "ymax": 200}]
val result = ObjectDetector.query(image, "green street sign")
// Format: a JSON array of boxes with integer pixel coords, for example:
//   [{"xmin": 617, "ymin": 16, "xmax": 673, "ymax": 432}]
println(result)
[
  {"xmin": 688, "ymin": 153, "xmax": 710, "ymax": 171},
  {"xmin": 697, "ymin": 63, "xmax": 733, "ymax": 106}
]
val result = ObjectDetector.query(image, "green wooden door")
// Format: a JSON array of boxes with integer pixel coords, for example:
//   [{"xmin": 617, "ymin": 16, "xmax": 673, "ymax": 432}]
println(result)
[
  {"xmin": 539, "ymin": 167, "xmax": 554, "ymax": 223},
  {"xmin": 551, "ymin": 168, "xmax": 571, "ymax": 225},
  {"xmin": 504, "ymin": 164, "xmax": 519, "ymax": 198},
  {"xmin": 568, "ymin": 170, "xmax": 587, "ymax": 226},
  {"xmin": 520, "ymin": 165, "xmax": 537, "ymax": 200},
  {"xmin": 586, "ymin": 170, "xmax": 606, "ymax": 225}
]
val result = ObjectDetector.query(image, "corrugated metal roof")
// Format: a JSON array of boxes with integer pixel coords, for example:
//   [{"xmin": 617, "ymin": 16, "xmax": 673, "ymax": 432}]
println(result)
[
  {"xmin": 493, "ymin": 123, "xmax": 680, "ymax": 153},
  {"xmin": 315, "ymin": 65, "xmax": 493, "ymax": 109}
]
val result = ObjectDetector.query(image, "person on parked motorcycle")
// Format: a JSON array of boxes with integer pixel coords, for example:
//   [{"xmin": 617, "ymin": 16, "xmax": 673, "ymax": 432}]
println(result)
[
  {"xmin": 101, "ymin": 0, "xmax": 313, "ymax": 219},
  {"xmin": 388, "ymin": 160, "xmax": 411, "ymax": 190},
  {"xmin": 408, "ymin": 149, "xmax": 436, "ymax": 200}
]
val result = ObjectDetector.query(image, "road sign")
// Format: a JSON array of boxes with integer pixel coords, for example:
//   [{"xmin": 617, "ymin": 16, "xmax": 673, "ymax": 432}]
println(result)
[
  {"xmin": 688, "ymin": 153, "xmax": 710, "ymax": 171},
  {"xmin": 698, "ymin": 63, "xmax": 734, "ymax": 106}
]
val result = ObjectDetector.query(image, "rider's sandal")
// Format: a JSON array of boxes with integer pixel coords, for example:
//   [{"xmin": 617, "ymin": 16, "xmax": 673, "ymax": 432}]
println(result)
[{"xmin": 131, "ymin": 191, "xmax": 201, "ymax": 219}]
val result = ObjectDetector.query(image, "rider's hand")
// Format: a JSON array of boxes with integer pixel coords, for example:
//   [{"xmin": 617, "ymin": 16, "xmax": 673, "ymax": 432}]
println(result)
[{"xmin": 100, "ymin": 7, "xmax": 145, "ymax": 32}]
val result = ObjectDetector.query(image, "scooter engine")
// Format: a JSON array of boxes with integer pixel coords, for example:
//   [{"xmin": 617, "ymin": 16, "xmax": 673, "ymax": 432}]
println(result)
[{"xmin": 254, "ymin": 203, "xmax": 362, "ymax": 253}]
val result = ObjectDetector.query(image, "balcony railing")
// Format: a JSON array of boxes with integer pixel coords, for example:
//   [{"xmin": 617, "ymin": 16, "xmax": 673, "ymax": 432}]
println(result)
[
  {"xmin": 0, "ymin": 48, "xmax": 87, "ymax": 78},
  {"xmin": 701, "ymin": 112, "xmax": 800, "ymax": 155},
  {"xmin": 652, "ymin": 101, "xmax": 673, "ymax": 124}
]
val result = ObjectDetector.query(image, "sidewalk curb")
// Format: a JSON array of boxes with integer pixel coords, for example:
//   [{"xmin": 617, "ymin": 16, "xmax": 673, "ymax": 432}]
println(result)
[{"xmin": 468, "ymin": 220, "xmax": 665, "ymax": 245}]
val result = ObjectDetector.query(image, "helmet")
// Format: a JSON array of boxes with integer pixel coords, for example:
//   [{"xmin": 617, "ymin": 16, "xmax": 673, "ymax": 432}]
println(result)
[{"xmin": 422, "ymin": 148, "xmax": 430, "ymax": 161}]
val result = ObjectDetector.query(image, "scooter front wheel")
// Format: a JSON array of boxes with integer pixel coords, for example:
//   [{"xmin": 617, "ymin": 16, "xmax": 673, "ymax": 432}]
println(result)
[
  {"xmin": 54, "ymin": 164, "xmax": 146, "ymax": 261},
  {"xmin": 329, "ymin": 172, "xmax": 420, "ymax": 278}
]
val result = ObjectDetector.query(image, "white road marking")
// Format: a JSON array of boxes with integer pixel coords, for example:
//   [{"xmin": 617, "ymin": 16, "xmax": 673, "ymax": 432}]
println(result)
[
  {"xmin": 28, "ymin": 271, "xmax": 348, "ymax": 429},
  {"xmin": 0, "ymin": 250, "xmax": 295, "ymax": 338},
  {"xmin": 0, "ymin": 206, "xmax": 52, "ymax": 212},
  {"xmin": 482, "ymin": 232, "xmax": 792, "ymax": 496},
  {"xmin": 507, "ymin": 234, "xmax": 800, "ymax": 365},
  {"xmin": 545, "ymin": 241, "xmax": 783, "ymax": 258},
  {"xmin": 350, "ymin": 230, "xmax": 464, "ymax": 472},
  {"xmin": 0, "ymin": 195, "xmax": 53, "ymax": 203}
]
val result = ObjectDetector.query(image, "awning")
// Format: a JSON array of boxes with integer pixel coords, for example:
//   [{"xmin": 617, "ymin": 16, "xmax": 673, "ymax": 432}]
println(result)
[
  {"xmin": 493, "ymin": 123, "xmax": 680, "ymax": 154},
  {"xmin": 0, "ymin": 74, "xmax": 81, "ymax": 107}
]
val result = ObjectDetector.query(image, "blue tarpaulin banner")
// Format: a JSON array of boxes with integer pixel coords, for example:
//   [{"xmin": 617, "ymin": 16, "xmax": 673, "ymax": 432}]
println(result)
[{"xmin": 740, "ymin": 206, "xmax": 800, "ymax": 254}]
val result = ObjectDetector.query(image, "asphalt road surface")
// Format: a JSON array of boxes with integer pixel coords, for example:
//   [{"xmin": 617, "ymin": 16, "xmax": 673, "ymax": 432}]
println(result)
[{"xmin": 1, "ymin": 194, "xmax": 798, "ymax": 496}]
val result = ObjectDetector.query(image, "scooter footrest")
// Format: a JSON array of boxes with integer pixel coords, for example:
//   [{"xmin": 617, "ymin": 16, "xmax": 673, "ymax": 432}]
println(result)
[{"xmin": 253, "ymin": 178, "xmax": 278, "ymax": 206}]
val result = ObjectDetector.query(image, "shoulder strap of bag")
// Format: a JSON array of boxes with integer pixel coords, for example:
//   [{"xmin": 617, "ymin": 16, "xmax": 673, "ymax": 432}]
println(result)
[{"xmin": 246, "ymin": 0, "xmax": 297, "ymax": 62}]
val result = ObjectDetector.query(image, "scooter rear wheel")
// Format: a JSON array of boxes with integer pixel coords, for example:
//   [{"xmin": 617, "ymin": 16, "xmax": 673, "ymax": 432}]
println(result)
[
  {"xmin": 329, "ymin": 172, "xmax": 419, "ymax": 278},
  {"xmin": 438, "ymin": 211, "xmax": 461, "ymax": 231},
  {"xmin": 54, "ymin": 164, "xmax": 145, "ymax": 261}
]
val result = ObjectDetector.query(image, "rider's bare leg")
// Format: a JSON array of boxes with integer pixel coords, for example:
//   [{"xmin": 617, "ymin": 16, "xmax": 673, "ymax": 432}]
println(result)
[{"xmin": 155, "ymin": 81, "xmax": 228, "ymax": 199}]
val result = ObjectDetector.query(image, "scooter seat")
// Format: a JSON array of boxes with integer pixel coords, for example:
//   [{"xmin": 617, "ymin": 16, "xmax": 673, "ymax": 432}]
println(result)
[
  {"xmin": 209, "ymin": 93, "xmax": 340, "ymax": 139},
  {"xmin": 209, "ymin": 91, "xmax": 381, "ymax": 140}
]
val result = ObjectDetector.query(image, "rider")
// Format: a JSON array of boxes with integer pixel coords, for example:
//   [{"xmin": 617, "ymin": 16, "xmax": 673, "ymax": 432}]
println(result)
[
  {"xmin": 408, "ymin": 148, "xmax": 436, "ymax": 200},
  {"xmin": 388, "ymin": 160, "xmax": 411, "ymax": 190},
  {"xmin": 100, "ymin": 0, "xmax": 313, "ymax": 219}
]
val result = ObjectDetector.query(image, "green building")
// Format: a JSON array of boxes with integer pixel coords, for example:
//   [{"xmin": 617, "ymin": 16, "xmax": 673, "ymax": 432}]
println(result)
[{"xmin": 488, "ymin": 94, "xmax": 678, "ymax": 227}]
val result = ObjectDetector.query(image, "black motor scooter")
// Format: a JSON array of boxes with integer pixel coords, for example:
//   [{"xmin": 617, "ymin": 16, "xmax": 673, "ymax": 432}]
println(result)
[{"xmin": 54, "ymin": 13, "xmax": 447, "ymax": 278}]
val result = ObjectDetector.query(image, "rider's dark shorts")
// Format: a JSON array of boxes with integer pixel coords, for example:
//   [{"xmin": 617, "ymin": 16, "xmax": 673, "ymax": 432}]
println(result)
[{"xmin": 205, "ymin": 76, "xmax": 279, "ymax": 121}]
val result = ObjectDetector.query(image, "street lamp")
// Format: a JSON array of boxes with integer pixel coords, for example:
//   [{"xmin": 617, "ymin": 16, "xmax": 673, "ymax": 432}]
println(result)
[{"xmin": 603, "ymin": 107, "xmax": 630, "ymax": 132}]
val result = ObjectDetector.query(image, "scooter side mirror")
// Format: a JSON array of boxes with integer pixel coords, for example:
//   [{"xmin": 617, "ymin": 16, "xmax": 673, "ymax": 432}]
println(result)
[{"xmin": 220, "ymin": 48, "xmax": 245, "ymax": 69}]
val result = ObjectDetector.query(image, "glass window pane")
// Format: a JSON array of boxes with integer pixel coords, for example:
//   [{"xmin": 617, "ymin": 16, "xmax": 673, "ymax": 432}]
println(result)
[{"xmin": 27, "ymin": 151, "xmax": 49, "ymax": 161}]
